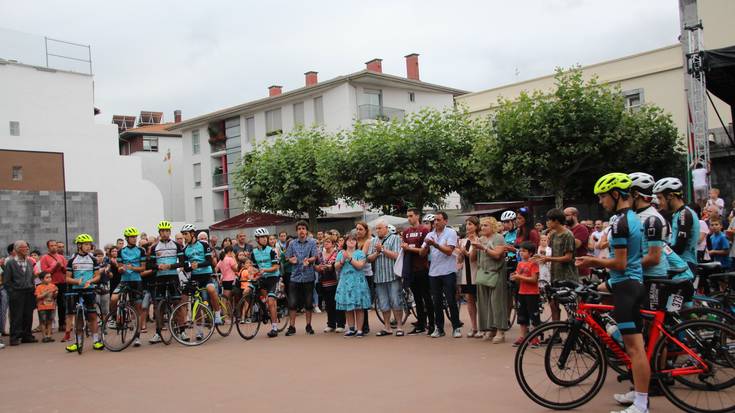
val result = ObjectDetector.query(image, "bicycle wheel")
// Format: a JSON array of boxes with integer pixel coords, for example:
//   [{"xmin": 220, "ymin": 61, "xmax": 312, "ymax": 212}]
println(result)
[
  {"xmin": 276, "ymin": 298, "xmax": 289, "ymax": 332},
  {"xmin": 404, "ymin": 289, "xmax": 417, "ymax": 323},
  {"xmin": 215, "ymin": 297, "xmax": 234, "ymax": 337},
  {"xmin": 508, "ymin": 304, "xmax": 518, "ymax": 327},
  {"xmin": 236, "ymin": 295, "xmax": 261, "ymax": 340},
  {"xmin": 75, "ymin": 307, "xmax": 85, "ymax": 355},
  {"xmin": 654, "ymin": 320, "xmax": 735, "ymax": 413},
  {"xmin": 102, "ymin": 304, "xmax": 138, "ymax": 352},
  {"xmin": 514, "ymin": 321, "xmax": 606, "ymax": 410},
  {"xmin": 680, "ymin": 306, "xmax": 735, "ymax": 325},
  {"xmin": 156, "ymin": 300, "xmax": 173, "ymax": 345},
  {"xmin": 170, "ymin": 300, "xmax": 215, "ymax": 346}
]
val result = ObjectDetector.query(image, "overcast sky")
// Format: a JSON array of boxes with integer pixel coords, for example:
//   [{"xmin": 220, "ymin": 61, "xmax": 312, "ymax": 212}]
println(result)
[{"xmin": 0, "ymin": 0, "xmax": 680, "ymax": 124}]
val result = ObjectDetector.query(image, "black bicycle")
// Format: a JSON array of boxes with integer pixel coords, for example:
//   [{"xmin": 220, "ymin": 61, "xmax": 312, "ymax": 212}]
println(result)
[
  {"xmin": 65, "ymin": 288, "xmax": 98, "ymax": 355},
  {"xmin": 151, "ymin": 279, "xmax": 182, "ymax": 345},
  {"xmin": 101, "ymin": 283, "xmax": 140, "ymax": 352},
  {"xmin": 236, "ymin": 278, "xmax": 289, "ymax": 340},
  {"xmin": 375, "ymin": 284, "xmax": 417, "ymax": 326}
]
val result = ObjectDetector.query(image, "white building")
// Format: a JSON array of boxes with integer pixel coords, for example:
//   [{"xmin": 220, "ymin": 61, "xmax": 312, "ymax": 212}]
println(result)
[
  {"xmin": 170, "ymin": 54, "xmax": 466, "ymax": 229},
  {"xmin": 0, "ymin": 58, "xmax": 165, "ymax": 245}
]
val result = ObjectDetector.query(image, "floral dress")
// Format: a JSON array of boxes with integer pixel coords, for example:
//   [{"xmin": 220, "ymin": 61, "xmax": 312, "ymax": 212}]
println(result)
[{"xmin": 335, "ymin": 250, "xmax": 372, "ymax": 311}]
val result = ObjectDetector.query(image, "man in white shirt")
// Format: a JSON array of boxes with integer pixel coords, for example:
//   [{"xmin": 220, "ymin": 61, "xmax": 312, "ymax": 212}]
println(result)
[
  {"xmin": 588, "ymin": 220, "xmax": 605, "ymax": 258},
  {"xmin": 690, "ymin": 161, "xmax": 709, "ymax": 205}
]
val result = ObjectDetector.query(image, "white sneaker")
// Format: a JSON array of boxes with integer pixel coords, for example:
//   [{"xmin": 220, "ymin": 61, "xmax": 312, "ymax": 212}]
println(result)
[
  {"xmin": 314, "ymin": 307, "xmax": 322, "ymax": 313},
  {"xmin": 430, "ymin": 329, "xmax": 444, "ymax": 338},
  {"xmin": 452, "ymin": 328, "xmax": 462, "ymax": 338},
  {"xmin": 335, "ymin": 327, "xmax": 345, "ymax": 333},
  {"xmin": 179, "ymin": 332, "xmax": 190, "ymax": 342},
  {"xmin": 610, "ymin": 404, "xmax": 647, "ymax": 413},
  {"xmin": 133, "ymin": 338, "xmax": 141, "ymax": 347},
  {"xmin": 323, "ymin": 326, "xmax": 335, "ymax": 333},
  {"xmin": 214, "ymin": 314, "xmax": 223, "ymax": 325},
  {"xmin": 0, "ymin": 342, "xmax": 4, "ymax": 349},
  {"xmin": 613, "ymin": 391, "xmax": 635, "ymax": 406},
  {"xmin": 148, "ymin": 333, "xmax": 162, "ymax": 344}
]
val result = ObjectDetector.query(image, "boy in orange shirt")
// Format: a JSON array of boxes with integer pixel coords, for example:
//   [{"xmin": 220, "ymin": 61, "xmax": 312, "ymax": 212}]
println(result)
[
  {"xmin": 510, "ymin": 241, "xmax": 541, "ymax": 348},
  {"xmin": 35, "ymin": 273, "xmax": 58, "ymax": 342}
]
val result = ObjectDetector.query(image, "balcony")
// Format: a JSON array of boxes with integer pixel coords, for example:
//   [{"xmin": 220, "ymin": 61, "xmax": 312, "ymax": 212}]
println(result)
[
  {"xmin": 212, "ymin": 173, "xmax": 229, "ymax": 188},
  {"xmin": 214, "ymin": 207, "xmax": 243, "ymax": 222},
  {"xmin": 209, "ymin": 140, "xmax": 226, "ymax": 154},
  {"xmin": 358, "ymin": 104, "xmax": 405, "ymax": 122}
]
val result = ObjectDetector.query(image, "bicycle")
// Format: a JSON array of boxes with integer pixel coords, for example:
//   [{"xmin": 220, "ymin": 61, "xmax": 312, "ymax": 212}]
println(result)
[
  {"xmin": 375, "ymin": 284, "xmax": 417, "ymax": 326},
  {"xmin": 514, "ymin": 279, "xmax": 735, "ymax": 412},
  {"xmin": 235, "ymin": 278, "xmax": 289, "ymax": 340},
  {"xmin": 65, "ymin": 288, "xmax": 98, "ymax": 355},
  {"xmin": 508, "ymin": 279, "xmax": 550, "ymax": 327},
  {"xmin": 101, "ymin": 283, "xmax": 140, "ymax": 352},
  {"xmin": 215, "ymin": 284, "xmax": 234, "ymax": 337},
  {"xmin": 169, "ymin": 278, "xmax": 216, "ymax": 346},
  {"xmin": 151, "ymin": 279, "xmax": 182, "ymax": 345}
]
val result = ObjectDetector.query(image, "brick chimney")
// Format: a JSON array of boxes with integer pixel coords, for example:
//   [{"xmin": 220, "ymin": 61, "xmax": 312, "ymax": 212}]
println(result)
[
  {"xmin": 405, "ymin": 53, "xmax": 420, "ymax": 81},
  {"xmin": 365, "ymin": 58, "xmax": 382, "ymax": 73},
  {"xmin": 305, "ymin": 71, "xmax": 318, "ymax": 87},
  {"xmin": 174, "ymin": 110, "xmax": 182, "ymax": 123},
  {"xmin": 268, "ymin": 85, "xmax": 282, "ymax": 97}
]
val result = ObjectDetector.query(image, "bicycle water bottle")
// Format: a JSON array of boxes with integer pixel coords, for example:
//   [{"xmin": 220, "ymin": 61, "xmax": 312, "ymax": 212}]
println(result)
[{"xmin": 601, "ymin": 314, "xmax": 625, "ymax": 349}]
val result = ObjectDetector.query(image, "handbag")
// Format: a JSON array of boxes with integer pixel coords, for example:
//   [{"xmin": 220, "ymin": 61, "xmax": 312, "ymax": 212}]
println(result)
[{"xmin": 476, "ymin": 268, "xmax": 499, "ymax": 288}]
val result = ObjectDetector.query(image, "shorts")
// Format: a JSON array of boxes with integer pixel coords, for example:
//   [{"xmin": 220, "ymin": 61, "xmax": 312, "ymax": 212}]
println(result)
[
  {"xmin": 258, "ymin": 277, "xmax": 280, "ymax": 298},
  {"xmin": 460, "ymin": 284, "xmax": 477, "ymax": 295},
  {"xmin": 221, "ymin": 280, "xmax": 234, "ymax": 291},
  {"xmin": 288, "ymin": 281, "xmax": 314, "ymax": 311},
  {"xmin": 190, "ymin": 276, "xmax": 216, "ymax": 290},
  {"xmin": 65, "ymin": 290, "xmax": 98, "ymax": 315},
  {"xmin": 517, "ymin": 294, "xmax": 541, "ymax": 327},
  {"xmin": 38, "ymin": 309, "xmax": 54, "ymax": 323},
  {"xmin": 113, "ymin": 281, "xmax": 143, "ymax": 304},
  {"xmin": 375, "ymin": 279, "xmax": 404, "ymax": 312},
  {"xmin": 609, "ymin": 279, "xmax": 645, "ymax": 335}
]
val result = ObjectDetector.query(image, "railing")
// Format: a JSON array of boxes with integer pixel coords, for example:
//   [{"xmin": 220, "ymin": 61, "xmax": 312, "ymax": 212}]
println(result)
[
  {"xmin": 358, "ymin": 104, "xmax": 405, "ymax": 121},
  {"xmin": 214, "ymin": 207, "xmax": 243, "ymax": 222},
  {"xmin": 0, "ymin": 28, "xmax": 93, "ymax": 75},
  {"xmin": 212, "ymin": 173, "xmax": 229, "ymax": 187},
  {"xmin": 209, "ymin": 141, "xmax": 226, "ymax": 153}
]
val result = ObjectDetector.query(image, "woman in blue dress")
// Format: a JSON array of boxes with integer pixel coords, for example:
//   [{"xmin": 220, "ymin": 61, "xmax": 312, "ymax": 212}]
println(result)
[{"xmin": 335, "ymin": 231, "xmax": 372, "ymax": 337}]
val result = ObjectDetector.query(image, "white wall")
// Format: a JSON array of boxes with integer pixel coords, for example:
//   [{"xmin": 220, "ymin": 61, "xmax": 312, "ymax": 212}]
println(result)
[
  {"xmin": 0, "ymin": 62, "xmax": 165, "ymax": 243},
  {"xmin": 131, "ymin": 135, "xmax": 184, "ymax": 221}
]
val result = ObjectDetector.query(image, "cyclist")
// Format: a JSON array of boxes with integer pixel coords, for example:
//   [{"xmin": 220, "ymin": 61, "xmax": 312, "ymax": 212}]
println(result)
[
  {"xmin": 148, "ymin": 221, "xmax": 185, "ymax": 344},
  {"xmin": 629, "ymin": 173, "xmax": 669, "ymax": 280},
  {"xmin": 181, "ymin": 224, "xmax": 223, "ymax": 330},
  {"xmin": 110, "ymin": 227, "xmax": 147, "ymax": 347},
  {"xmin": 501, "ymin": 210, "xmax": 519, "ymax": 267},
  {"xmin": 652, "ymin": 177, "xmax": 700, "ymax": 272},
  {"xmin": 251, "ymin": 228, "xmax": 281, "ymax": 338},
  {"xmin": 64, "ymin": 234, "xmax": 103, "ymax": 352},
  {"xmin": 576, "ymin": 173, "xmax": 649, "ymax": 413}
]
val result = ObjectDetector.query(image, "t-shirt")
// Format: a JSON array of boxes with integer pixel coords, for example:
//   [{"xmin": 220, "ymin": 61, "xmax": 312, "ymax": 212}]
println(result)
[
  {"xmin": 706, "ymin": 197, "xmax": 725, "ymax": 216},
  {"xmin": 537, "ymin": 246, "xmax": 552, "ymax": 283},
  {"xmin": 590, "ymin": 230, "xmax": 605, "ymax": 257},
  {"xmin": 608, "ymin": 209, "xmax": 643, "ymax": 284},
  {"xmin": 708, "ymin": 232, "xmax": 732, "ymax": 268},
  {"xmin": 691, "ymin": 168, "xmax": 708, "ymax": 188},
  {"xmin": 549, "ymin": 229, "xmax": 578, "ymax": 282},
  {"xmin": 40, "ymin": 253, "xmax": 67, "ymax": 284},
  {"xmin": 636, "ymin": 206, "xmax": 669, "ymax": 278},
  {"xmin": 516, "ymin": 261, "xmax": 540, "ymax": 295},
  {"xmin": 402, "ymin": 226, "xmax": 429, "ymax": 273},
  {"xmin": 423, "ymin": 227, "xmax": 459, "ymax": 277},
  {"xmin": 571, "ymin": 224, "xmax": 590, "ymax": 276},
  {"xmin": 66, "ymin": 252, "xmax": 100, "ymax": 290},
  {"xmin": 216, "ymin": 255, "xmax": 238, "ymax": 282},
  {"xmin": 232, "ymin": 243, "xmax": 253, "ymax": 255},
  {"xmin": 35, "ymin": 283, "xmax": 58, "ymax": 310},
  {"xmin": 697, "ymin": 220, "xmax": 709, "ymax": 252}
]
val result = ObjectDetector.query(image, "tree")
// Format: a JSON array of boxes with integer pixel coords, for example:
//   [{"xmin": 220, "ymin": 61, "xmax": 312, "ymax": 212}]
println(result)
[{"xmin": 232, "ymin": 127, "xmax": 342, "ymax": 230}]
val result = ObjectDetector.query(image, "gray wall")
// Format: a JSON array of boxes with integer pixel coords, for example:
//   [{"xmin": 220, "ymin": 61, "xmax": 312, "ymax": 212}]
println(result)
[{"xmin": 0, "ymin": 190, "xmax": 98, "ymax": 255}]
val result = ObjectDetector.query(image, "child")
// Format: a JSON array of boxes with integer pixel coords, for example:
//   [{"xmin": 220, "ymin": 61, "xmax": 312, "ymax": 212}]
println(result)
[
  {"xmin": 511, "ymin": 241, "xmax": 541, "ymax": 348},
  {"xmin": 706, "ymin": 188, "xmax": 725, "ymax": 217},
  {"xmin": 536, "ymin": 234, "xmax": 552, "ymax": 286},
  {"xmin": 707, "ymin": 218, "xmax": 732, "ymax": 270},
  {"xmin": 35, "ymin": 273, "xmax": 58, "ymax": 343}
]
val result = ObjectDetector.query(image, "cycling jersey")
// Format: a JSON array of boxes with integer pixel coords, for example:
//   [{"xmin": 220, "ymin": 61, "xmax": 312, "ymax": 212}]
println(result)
[
  {"xmin": 608, "ymin": 208, "xmax": 643, "ymax": 284},
  {"xmin": 118, "ymin": 245, "xmax": 146, "ymax": 282},
  {"xmin": 636, "ymin": 206, "xmax": 669, "ymax": 278},
  {"xmin": 504, "ymin": 229, "xmax": 518, "ymax": 260},
  {"xmin": 184, "ymin": 240, "xmax": 213, "ymax": 276},
  {"xmin": 66, "ymin": 252, "xmax": 100, "ymax": 290},
  {"xmin": 252, "ymin": 246, "xmax": 279, "ymax": 278},
  {"xmin": 670, "ymin": 205, "xmax": 699, "ymax": 266},
  {"xmin": 662, "ymin": 244, "xmax": 694, "ymax": 281},
  {"xmin": 151, "ymin": 239, "xmax": 184, "ymax": 277}
]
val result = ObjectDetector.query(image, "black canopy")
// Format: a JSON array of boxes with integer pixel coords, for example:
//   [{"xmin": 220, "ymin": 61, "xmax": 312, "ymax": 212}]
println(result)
[{"xmin": 703, "ymin": 45, "xmax": 735, "ymax": 106}]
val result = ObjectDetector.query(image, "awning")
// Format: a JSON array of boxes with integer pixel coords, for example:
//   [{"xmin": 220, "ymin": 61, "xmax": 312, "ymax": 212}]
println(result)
[
  {"xmin": 703, "ymin": 45, "xmax": 735, "ymax": 106},
  {"xmin": 209, "ymin": 211, "xmax": 293, "ymax": 231}
]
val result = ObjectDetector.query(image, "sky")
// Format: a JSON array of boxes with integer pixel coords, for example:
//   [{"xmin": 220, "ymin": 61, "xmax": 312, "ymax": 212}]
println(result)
[{"xmin": 0, "ymin": 0, "xmax": 681, "ymax": 124}]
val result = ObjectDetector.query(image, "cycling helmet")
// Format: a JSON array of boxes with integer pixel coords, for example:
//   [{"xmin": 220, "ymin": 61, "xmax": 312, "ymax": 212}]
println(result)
[
  {"xmin": 652, "ymin": 177, "xmax": 683, "ymax": 195},
  {"xmin": 387, "ymin": 224, "xmax": 397, "ymax": 235},
  {"xmin": 422, "ymin": 214, "xmax": 435, "ymax": 222},
  {"xmin": 157, "ymin": 220, "xmax": 172, "ymax": 230},
  {"xmin": 74, "ymin": 233, "xmax": 94, "ymax": 244},
  {"xmin": 500, "ymin": 210, "xmax": 517, "ymax": 222},
  {"xmin": 181, "ymin": 224, "xmax": 196, "ymax": 233},
  {"xmin": 593, "ymin": 173, "xmax": 632, "ymax": 195},
  {"xmin": 123, "ymin": 227, "xmax": 140, "ymax": 237},
  {"xmin": 628, "ymin": 172, "xmax": 655, "ymax": 193},
  {"xmin": 254, "ymin": 227, "xmax": 269, "ymax": 237}
]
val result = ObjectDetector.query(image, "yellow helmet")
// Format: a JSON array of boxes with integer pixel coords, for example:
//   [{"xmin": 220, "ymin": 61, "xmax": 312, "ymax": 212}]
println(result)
[
  {"xmin": 157, "ymin": 220, "xmax": 172, "ymax": 230},
  {"xmin": 74, "ymin": 233, "xmax": 94, "ymax": 244},
  {"xmin": 593, "ymin": 173, "xmax": 632, "ymax": 195},
  {"xmin": 123, "ymin": 226, "xmax": 141, "ymax": 237}
]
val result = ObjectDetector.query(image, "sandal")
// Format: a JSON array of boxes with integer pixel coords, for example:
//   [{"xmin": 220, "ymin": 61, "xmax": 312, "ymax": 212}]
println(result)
[
  {"xmin": 375, "ymin": 330, "xmax": 393, "ymax": 337},
  {"xmin": 395, "ymin": 330, "xmax": 405, "ymax": 337}
]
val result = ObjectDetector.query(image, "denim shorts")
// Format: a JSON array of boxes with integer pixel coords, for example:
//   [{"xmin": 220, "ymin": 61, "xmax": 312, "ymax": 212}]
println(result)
[{"xmin": 375, "ymin": 279, "xmax": 404, "ymax": 312}]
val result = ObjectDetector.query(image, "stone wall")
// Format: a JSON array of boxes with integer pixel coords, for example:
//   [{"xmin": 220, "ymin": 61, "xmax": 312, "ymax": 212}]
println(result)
[{"xmin": 0, "ymin": 190, "xmax": 98, "ymax": 255}]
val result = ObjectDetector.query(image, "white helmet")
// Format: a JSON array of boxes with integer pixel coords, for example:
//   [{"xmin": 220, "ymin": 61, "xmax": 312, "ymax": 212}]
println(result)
[
  {"xmin": 387, "ymin": 224, "xmax": 397, "ymax": 235},
  {"xmin": 628, "ymin": 172, "xmax": 656, "ymax": 194},
  {"xmin": 500, "ymin": 210, "xmax": 517, "ymax": 222},
  {"xmin": 423, "ymin": 214, "xmax": 435, "ymax": 222},
  {"xmin": 652, "ymin": 177, "xmax": 683, "ymax": 194},
  {"xmin": 254, "ymin": 227, "xmax": 269, "ymax": 237},
  {"xmin": 181, "ymin": 224, "xmax": 196, "ymax": 233}
]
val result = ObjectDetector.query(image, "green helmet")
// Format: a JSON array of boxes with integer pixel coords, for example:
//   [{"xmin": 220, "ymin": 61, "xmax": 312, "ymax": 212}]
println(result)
[
  {"xmin": 157, "ymin": 220, "xmax": 172, "ymax": 230},
  {"xmin": 123, "ymin": 226, "xmax": 141, "ymax": 237},
  {"xmin": 74, "ymin": 233, "xmax": 94, "ymax": 244},
  {"xmin": 593, "ymin": 173, "xmax": 632, "ymax": 195}
]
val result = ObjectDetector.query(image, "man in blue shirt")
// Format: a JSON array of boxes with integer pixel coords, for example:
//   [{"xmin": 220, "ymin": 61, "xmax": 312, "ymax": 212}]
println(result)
[{"xmin": 285, "ymin": 220, "xmax": 318, "ymax": 336}]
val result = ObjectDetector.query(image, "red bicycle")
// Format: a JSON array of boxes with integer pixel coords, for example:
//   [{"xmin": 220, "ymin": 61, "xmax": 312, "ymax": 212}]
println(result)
[{"xmin": 514, "ymin": 279, "xmax": 735, "ymax": 413}]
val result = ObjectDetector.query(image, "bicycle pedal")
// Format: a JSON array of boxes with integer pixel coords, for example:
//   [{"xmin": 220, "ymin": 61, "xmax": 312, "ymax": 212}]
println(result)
[{"xmin": 616, "ymin": 373, "xmax": 631, "ymax": 383}]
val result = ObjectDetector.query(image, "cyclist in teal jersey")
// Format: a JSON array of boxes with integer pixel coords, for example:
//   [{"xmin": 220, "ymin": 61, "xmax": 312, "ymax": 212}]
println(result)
[
  {"xmin": 653, "ymin": 177, "xmax": 700, "ymax": 270},
  {"xmin": 181, "ymin": 224, "xmax": 223, "ymax": 325},
  {"xmin": 252, "ymin": 228, "xmax": 281, "ymax": 338},
  {"xmin": 110, "ymin": 226, "xmax": 147, "ymax": 347},
  {"xmin": 629, "ymin": 173, "xmax": 669, "ymax": 279},
  {"xmin": 501, "ymin": 210, "xmax": 519, "ymax": 264},
  {"xmin": 148, "ymin": 221, "xmax": 185, "ymax": 344},
  {"xmin": 576, "ymin": 173, "xmax": 649, "ymax": 413},
  {"xmin": 64, "ymin": 234, "xmax": 103, "ymax": 352}
]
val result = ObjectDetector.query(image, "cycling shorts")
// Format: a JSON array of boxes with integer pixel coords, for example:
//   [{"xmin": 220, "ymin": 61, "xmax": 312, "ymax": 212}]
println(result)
[
  {"xmin": 152, "ymin": 276, "xmax": 182, "ymax": 300},
  {"xmin": 190, "ymin": 275, "xmax": 216, "ymax": 290},
  {"xmin": 65, "ymin": 290, "xmax": 97, "ymax": 315},
  {"xmin": 609, "ymin": 279, "xmax": 645, "ymax": 335},
  {"xmin": 259, "ymin": 277, "xmax": 280, "ymax": 298},
  {"xmin": 113, "ymin": 281, "xmax": 143, "ymax": 304}
]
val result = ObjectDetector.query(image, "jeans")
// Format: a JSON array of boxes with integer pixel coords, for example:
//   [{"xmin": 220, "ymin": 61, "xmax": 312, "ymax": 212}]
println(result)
[
  {"xmin": 410, "ymin": 270, "xmax": 434, "ymax": 330},
  {"xmin": 429, "ymin": 272, "xmax": 461, "ymax": 332},
  {"xmin": 321, "ymin": 286, "xmax": 344, "ymax": 328},
  {"xmin": 9, "ymin": 288, "xmax": 35, "ymax": 341},
  {"xmin": 55, "ymin": 283, "xmax": 67, "ymax": 330}
]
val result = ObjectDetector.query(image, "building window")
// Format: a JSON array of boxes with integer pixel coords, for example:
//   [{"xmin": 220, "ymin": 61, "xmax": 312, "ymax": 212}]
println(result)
[
  {"xmin": 9, "ymin": 121, "xmax": 20, "ymax": 136},
  {"xmin": 194, "ymin": 197, "xmax": 203, "ymax": 222},
  {"xmin": 623, "ymin": 89, "xmax": 644, "ymax": 112},
  {"xmin": 313, "ymin": 96, "xmax": 324, "ymax": 125},
  {"xmin": 193, "ymin": 163, "xmax": 202, "ymax": 188},
  {"xmin": 265, "ymin": 108, "xmax": 282, "ymax": 136},
  {"xmin": 192, "ymin": 130, "xmax": 200, "ymax": 154},
  {"xmin": 142, "ymin": 136, "xmax": 159, "ymax": 152},
  {"xmin": 11, "ymin": 166, "xmax": 22, "ymax": 181},
  {"xmin": 293, "ymin": 102, "xmax": 305, "ymax": 127},
  {"xmin": 409, "ymin": 92, "xmax": 415, "ymax": 102},
  {"xmin": 246, "ymin": 117, "xmax": 255, "ymax": 146}
]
